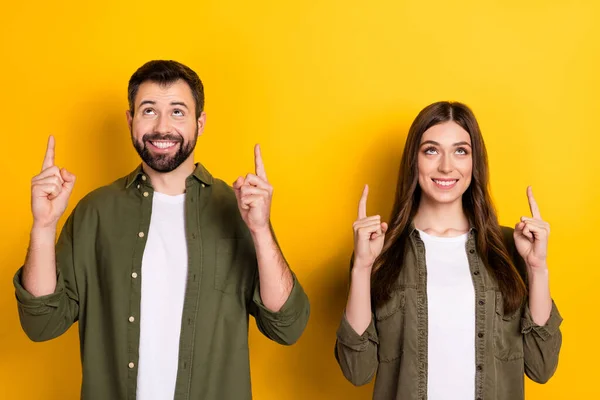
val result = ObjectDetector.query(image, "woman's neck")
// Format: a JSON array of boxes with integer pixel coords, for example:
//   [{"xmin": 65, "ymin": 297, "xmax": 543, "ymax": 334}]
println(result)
[{"xmin": 413, "ymin": 195, "xmax": 470, "ymax": 237}]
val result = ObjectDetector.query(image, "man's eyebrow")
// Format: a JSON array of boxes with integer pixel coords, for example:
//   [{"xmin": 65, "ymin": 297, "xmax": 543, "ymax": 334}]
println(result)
[
  {"xmin": 171, "ymin": 101, "xmax": 188, "ymax": 109},
  {"xmin": 138, "ymin": 100, "xmax": 156, "ymax": 108}
]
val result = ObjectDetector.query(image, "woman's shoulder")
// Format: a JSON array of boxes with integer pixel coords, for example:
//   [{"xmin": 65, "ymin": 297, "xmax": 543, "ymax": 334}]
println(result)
[{"xmin": 499, "ymin": 225, "xmax": 515, "ymax": 247}]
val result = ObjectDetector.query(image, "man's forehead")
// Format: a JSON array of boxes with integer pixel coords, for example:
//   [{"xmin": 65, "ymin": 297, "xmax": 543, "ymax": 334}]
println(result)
[{"xmin": 135, "ymin": 80, "xmax": 193, "ymax": 103}]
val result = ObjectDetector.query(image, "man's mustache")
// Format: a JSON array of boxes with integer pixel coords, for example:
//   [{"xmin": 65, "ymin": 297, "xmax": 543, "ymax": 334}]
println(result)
[{"xmin": 142, "ymin": 133, "xmax": 183, "ymax": 143}]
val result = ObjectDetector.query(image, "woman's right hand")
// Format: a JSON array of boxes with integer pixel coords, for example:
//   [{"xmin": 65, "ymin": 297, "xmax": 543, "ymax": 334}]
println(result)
[{"xmin": 353, "ymin": 184, "xmax": 388, "ymax": 270}]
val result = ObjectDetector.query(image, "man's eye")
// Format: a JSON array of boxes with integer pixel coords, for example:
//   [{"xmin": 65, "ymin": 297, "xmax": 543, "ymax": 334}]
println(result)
[
  {"xmin": 173, "ymin": 109, "xmax": 184, "ymax": 116},
  {"xmin": 143, "ymin": 108, "xmax": 156, "ymax": 115}
]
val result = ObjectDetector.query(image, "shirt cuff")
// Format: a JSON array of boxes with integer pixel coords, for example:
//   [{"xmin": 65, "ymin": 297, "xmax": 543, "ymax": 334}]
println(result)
[
  {"xmin": 13, "ymin": 267, "xmax": 65, "ymax": 313},
  {"xmin": 521, "ymin": 299, "xmax": 562, "ymax": 341},
  {"xmin": 252, "ymin": 272, "xmax": 308, "ymax": 324},
  {"xmin": 336, "ymin": 312, "xmax": 378, "ymax": 351}
]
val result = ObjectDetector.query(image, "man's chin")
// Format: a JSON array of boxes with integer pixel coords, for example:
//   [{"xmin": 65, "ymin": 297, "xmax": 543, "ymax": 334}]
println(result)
[{"xmin": 143, "ymin": 157, "xmax": 181, "ymax": 173}]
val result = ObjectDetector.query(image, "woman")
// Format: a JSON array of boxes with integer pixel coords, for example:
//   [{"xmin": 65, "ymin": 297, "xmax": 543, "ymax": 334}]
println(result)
[{"xmin": 335, "ymin": 102, "xmax": 562, "ymax": 400}]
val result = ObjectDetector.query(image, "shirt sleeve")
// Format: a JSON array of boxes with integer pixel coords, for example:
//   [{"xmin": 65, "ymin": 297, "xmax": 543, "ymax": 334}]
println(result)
[
  {"xmin": 521, "ymin": 299, "xmax": 563, "ymax": 383},
  {"xmin": 335, "ymin": 312, "xmax": 379, "ymax": 386},
  {"xmin": 250, "ymin": 270, "xmax": 310, "ymax": 345},
  {"xmin": 13, "ymin": 213, "xmax": 79, "ymax": 342}
]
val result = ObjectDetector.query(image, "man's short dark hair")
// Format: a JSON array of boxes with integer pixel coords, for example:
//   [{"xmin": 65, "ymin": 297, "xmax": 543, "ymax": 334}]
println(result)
[{"xmin": 128, "ymin": 60, "xmax": 204, "ymax": 119}]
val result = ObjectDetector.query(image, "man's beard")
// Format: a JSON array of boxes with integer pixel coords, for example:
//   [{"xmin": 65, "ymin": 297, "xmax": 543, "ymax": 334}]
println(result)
[{"xmin": 133, "ymin": 131, "xmax": 197, "ymax": 173}]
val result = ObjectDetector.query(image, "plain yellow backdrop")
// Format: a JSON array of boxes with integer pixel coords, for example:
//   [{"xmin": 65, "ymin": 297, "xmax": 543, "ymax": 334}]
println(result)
[{"xmin": 1, "ymin": 0, "xmax": 599, "ymax": 399}]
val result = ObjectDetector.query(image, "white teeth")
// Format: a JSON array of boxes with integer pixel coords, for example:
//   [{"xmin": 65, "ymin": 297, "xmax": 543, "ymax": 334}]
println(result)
[
  {"xmin": 152, "ymin": 141, "xmax": 176, "ymax": 149},
  {"xmin": 434, "ymin": 180, "xmax": 457, "ymax": 187}
]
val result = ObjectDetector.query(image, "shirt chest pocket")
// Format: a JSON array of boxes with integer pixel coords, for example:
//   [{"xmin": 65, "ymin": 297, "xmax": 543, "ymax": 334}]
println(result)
[
  {"xmin": 375, "ymin": 290, "xmax": 406, "ymax": 363},
  {"xmin": 493, "ymin": 291, "xmax": 524, "ymax": 361}
]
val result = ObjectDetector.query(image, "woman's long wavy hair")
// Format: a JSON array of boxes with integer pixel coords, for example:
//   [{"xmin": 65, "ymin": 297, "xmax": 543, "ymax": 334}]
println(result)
[{"xmin": 371, "ymin": 101, "xmax": 527, "ymax": 314}]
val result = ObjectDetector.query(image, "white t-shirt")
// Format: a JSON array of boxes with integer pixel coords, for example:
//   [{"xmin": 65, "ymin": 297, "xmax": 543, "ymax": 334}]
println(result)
[
  {"xmin": 137, "ymin": 192, "xmax": 188, "ymax": 400},
  {"xmin": 418, "ymin": 229, "xmax": 475, "ymax": 400}
]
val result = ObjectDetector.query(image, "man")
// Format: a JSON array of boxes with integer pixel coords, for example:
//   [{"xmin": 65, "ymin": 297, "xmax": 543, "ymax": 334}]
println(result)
[{"xmin": 14, "ymin": 60, "xmax": 310, "ymax": 400}]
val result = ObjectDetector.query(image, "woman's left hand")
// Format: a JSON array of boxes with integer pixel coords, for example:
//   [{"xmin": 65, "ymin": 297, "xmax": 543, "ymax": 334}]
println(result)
[{"xmin": 514, "ymin": 186, "xmax": 550, "ymax": 270}]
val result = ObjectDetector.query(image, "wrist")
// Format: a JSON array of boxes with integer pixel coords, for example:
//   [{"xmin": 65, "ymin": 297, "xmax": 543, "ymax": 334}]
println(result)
[
  {"xmin": 527, "ymin": 265, "xmax": 549, "ymax": 284},
  {"xmin": 31, "ymin": 223, "xmax": 57, "ymax": 237},
  {"xmin": 250, "ymin": 225, "xmax": 273, "ymax": 242},
  {"xmin": 353, "ymin": 257, "xmax": 374, "ymax": 272},
  {"xmin": 29, "ymin": 225, "xmax": 57, "ymax": 251},
  {"xmin": 527, "ymin": 262, "xmax": 548, "ymax": 274}
]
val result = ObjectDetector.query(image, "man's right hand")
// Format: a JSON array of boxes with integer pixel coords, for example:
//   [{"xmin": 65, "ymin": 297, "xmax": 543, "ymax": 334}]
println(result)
[{"xmin": 31, "ymin": 136, "xmax": 76, "ymax": 229}]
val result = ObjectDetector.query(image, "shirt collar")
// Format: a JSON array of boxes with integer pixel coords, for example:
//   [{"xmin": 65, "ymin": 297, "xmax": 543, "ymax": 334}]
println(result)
[
  {"xmin": 125, "ymin": 163, "xmax": 214, "ymax": 189},
  {"xmin": 409, "ymin": 221, "xmax": 477, "ymax": 237}
]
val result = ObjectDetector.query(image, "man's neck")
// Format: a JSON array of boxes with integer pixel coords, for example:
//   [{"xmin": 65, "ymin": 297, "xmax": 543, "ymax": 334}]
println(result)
[{"xmin": 142, "ymin": 159, "xmax": 195, "ymax": 195}]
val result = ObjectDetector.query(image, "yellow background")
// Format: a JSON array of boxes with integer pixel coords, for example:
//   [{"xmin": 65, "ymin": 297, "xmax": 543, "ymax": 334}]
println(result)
[{"xmin": 1, "ymin": 0, "xmax": 598, "ymax": 399}]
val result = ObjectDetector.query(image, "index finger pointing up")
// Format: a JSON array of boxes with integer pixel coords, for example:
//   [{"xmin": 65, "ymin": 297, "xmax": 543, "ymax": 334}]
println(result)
[
  {"xmin": 358, "ymin": 184, "xmax": 369, "ymax": 220},
  {"xmin": 42, "ymin": 135, "xmax": 56, "ymax": 172},
  {"xmin": 527, "ymin": 186, "xmax": 542, "ymax": 219},
  {"xmin": 254, "ymin": 144, "xmax": 268, "ymax": 181}
]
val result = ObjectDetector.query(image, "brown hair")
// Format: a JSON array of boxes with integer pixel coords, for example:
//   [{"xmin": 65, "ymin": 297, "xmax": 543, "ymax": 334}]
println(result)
[
  {"xmin": 128, "ymin": 60, "xmax": 204, "ymax": 119},
  {"xmin": 371, "ymin": 101, "xmax": 527, "ymax": 314}
]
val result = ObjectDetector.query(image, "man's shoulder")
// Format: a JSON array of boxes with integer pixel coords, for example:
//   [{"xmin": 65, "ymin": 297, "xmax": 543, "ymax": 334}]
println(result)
[
  {"xmin": 73, "ymin": 174, "xmax": 131, "ymax": 213},
  {"xmin": 209, "ymin": 177, "xmax": 237, "ymax": 201}
]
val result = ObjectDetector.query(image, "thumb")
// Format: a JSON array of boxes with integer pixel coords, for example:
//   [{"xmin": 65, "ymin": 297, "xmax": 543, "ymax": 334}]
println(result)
[
  {"xmin": 232, "ymin": 176, "xmax": 244, "ymax": 191},
  {"xmin": 381, "ymin": 222, "xmax": 388, "ymax": 234},
  {"xmin": 61, "ymin": 168, "xmax": 76, "ymax": 191}
]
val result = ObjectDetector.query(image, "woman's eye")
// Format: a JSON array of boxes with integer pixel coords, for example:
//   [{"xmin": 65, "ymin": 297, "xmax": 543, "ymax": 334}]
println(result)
[
  {"xmin": 424, "ymin": 147, "xmax": 438, "ymax": 155},
  {"xmin": 456, "ymin": 147, "xmax": 468, "ymax": 155}
]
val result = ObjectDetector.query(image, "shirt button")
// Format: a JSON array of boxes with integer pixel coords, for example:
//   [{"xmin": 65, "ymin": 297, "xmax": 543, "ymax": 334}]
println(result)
[
  {"xmin": 473, "ymin": 271, "xmax": 480, "ymax": 275},
  {"xmin": 131, "ymin": 272, "xmax": 138, "ymax": 279},
  {"xmin": 201, "ymin": 183, "xmax": 206, "ymax": 188},
  {"xmin": 478, "ymin": 300, "xmax": 485, "ymax": 306},
  {"xmin": 128, "ymin": 362, "xmax": 135, "ymax": 369},
  {"xmin": 137, "ymin": 184, "xmax": 140, "ymax": 189},
  {"xmin": 141, "ymin": 175, "xmax": 147, "ymax": 181},
  {"xmin": 138, "ymin": 232, "xmax": 145, "ymax": 238},
  {"xmin": 129, "ymin": 316, "xmax": 135, "ymax": 323},
  {"xmin": 478, "ymin": 332, "xmax": 484, "ymax": 338},
  {"xmin": 477, "ymin": 364, "xmax": 483, "ymax": 371},
  {"xmin": 143, "ymin": 192, "xmax": 149, "ymax": 197},
  {"xmin": 469, "ymin": 249, "xmax": 475, "ymax": 254}
]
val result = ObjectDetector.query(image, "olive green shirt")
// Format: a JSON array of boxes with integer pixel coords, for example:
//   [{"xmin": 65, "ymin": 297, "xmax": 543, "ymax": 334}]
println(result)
[
  {"xmin": 335, "ymin": 226, "xmax": 562, "ymax": 400},
  {"xmin": 14, "ymin": 164, "xmax": 310, "ymax": 400}
]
